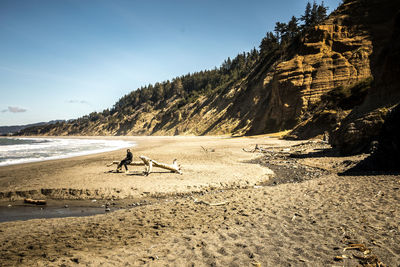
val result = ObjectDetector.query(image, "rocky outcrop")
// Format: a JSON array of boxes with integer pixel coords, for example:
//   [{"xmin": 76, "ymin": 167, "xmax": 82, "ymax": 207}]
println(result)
[
  {"xmin": 330, "ymin": 107, "xmax": 389, "ymax": 154},
  {"xmin": 247, "ymin": 23, "xmax": 372, "ymax": 134},
  {"xmin": 342, "ymin": 104, "xmax": 400, "ymax": 172},
  {"xmin": 327, "ymin": 1, "xmax": 400, "ymax": 154}
]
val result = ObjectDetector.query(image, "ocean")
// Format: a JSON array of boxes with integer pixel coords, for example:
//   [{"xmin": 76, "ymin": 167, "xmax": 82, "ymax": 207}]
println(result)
[{"xmin": 0, "ymin": 137, "xmax": 136, "ymax": 166}]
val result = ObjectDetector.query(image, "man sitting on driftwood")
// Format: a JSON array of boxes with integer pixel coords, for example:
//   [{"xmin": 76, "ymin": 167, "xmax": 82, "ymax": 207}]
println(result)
[
  {"xmin": 108, "ymin": 154, "xmax": 182, "ymax": 175},
  {"xmin": 117, "ymin": 149, "xmax": 133, "ymax": 173}
]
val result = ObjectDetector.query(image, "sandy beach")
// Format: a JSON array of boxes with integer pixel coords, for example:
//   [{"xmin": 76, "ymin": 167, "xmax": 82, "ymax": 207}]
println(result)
[{"xmin": 0, "ymin": 136, "xmax": 399, "ymax": 266}]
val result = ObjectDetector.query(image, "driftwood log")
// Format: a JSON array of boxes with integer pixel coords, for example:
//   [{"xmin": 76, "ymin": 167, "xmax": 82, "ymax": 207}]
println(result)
[
  {"xmin": 139, "ymin": 156, "xmax": 182, "ymax": 175},
  {"xmin": 107, "ymin": 155, "xmax": 182, "ymax": 175},
  {"xmin": 24, "ymin": 198, "xmax": 46, "ymax": 205}
]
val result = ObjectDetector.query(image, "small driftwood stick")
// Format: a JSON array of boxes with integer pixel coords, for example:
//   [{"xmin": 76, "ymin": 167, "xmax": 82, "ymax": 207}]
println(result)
[
  {"xmin": 201, "ymin": 146, "xmax": 215, "ymax": 152},
  {"xmin": 191, "ymin": 196, "xmax": 228, "ymax": 206},
  {"xmin": 243, "ymin": 144, "xmax": 264, "ymax": 153},
  {"xmin": 24, "ymin": 198, "xmax": 46, "ymax": 205}
]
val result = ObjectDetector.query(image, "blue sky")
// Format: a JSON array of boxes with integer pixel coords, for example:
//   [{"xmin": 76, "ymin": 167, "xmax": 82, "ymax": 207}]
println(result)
[{"xmin": 0, "ymin": 0, "xmax": 341, "ymax": 126}]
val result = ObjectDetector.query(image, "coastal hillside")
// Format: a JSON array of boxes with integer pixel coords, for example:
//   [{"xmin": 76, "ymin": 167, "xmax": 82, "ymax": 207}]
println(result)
[
  {"xmin": 0, "ymin": 120, "xmax": 64, "ymax": 135},
  {"xmin": 19, "ymin": 0, "xmax": 400, "ymax": 154}
]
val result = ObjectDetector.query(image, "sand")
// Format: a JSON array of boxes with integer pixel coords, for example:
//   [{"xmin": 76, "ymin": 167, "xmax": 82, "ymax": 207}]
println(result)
[
  {"xmin": 0, "ymin": 136, "xmax": 399, "ymax": 266},
  {"xmin": 0, "ymin": 136, "xmax": 279, "ymax": 200}
]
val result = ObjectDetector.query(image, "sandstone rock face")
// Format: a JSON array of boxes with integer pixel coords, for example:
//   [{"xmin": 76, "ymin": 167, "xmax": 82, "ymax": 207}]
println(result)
[
  {"xmin": 228, "ymin": 11, "xmax": 374, "ymax": 136},
  {"xmin": 281, "ymin": 24, "xmax": 371, "ymax": 107},
  {"xmin": 259, "ymin": 23, "xmax": 371, "ymax": 132}
]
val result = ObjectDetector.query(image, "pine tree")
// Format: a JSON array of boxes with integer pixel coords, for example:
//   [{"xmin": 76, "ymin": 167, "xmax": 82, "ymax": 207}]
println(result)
[
  {"xmin": 274, "ymin": 22, "xmax": 288, "ymax": 44},
  {"xmin": 310, "ymin": 1, "xmax": 319, "ymax": 26},
  {"xmin": 287, "ymin": 16, "xmax": 299, "ymax": 39},
  {"xmin": 172, "ymin": 78, "xmax": 184, "ymax": 97},
  {"xmin": 301, "ymin": 2, "xmax": 312, "ymax": 28},
  {"xmin": 316, "ymin": 1, "xmax": 328, "ymax": 24},
  {"xmin": 301, "ymin": 1, "xmax": 328, "ymax": 28},
  {"xmin": 259, "ymin": 32, "xmax": 278, "ymax": 55}
]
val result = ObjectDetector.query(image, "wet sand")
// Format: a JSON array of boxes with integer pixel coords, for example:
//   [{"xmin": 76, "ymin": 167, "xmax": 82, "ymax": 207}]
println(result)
[
  {"xmin": 0, "ymin": 200, "xmax": 106, "ymax": 223},
  {"xmin": 0, "ymin": 136, "xmax": 399, "ymax": 266}
]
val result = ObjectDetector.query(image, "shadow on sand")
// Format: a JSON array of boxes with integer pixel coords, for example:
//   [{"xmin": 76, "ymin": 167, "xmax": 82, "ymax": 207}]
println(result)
[
  {"xmin": 338, "ymin": 155, "xmax": 400, "ymax": 176},
  {"xmin": 105, "ymin": 170, "xmax": 172, "ymax": 176}
]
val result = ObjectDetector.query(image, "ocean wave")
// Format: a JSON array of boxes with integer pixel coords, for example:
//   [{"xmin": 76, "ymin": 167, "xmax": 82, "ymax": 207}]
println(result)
[{"xmin": 0, "ymin": 138, "xmax": 136, "ymax": 166}]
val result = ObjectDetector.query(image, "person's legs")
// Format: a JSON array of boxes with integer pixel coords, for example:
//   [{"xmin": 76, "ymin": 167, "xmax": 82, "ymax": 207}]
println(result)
[
  {"xmin": 123, "ymin": 161, "xmax": 128, "ymax": 171},
  {"xmin": 123, "ymin": 160, "xmax": 131, "ymax": 171},
  {"xmin": 117, "ymin": 160, "xmax": 126, "ymax": 171}
]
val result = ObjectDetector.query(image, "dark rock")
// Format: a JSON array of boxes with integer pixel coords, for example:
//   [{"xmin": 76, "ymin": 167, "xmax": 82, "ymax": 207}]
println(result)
[
  {"xmin": 330, "ymin": 108, "xmax": 388, "ymax": 155},
  {"xmin": 343, "ymin": 104, "xmax": 400, "ymax": 172}
]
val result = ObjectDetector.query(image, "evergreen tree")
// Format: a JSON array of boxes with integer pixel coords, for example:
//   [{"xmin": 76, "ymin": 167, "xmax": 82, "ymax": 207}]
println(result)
[
  {"xmin": 172, "ymin": 78, "xmax": 184, "ymax": 97},
  {"xmin": 274, "ymin": 22, "xmax": 288, "ymax": 44},
  {"xmin": 310, "ymin": 1, "xmax": 319, "ymax": 26},
  {"xmin": 259, "ymin": 32, "xmax": 278, "ymax": 55},
  {"xmin": 301, "ymin": 2, "xmax": 312, "ymax": 28},
  {"xmin": 287, "ymin": 16, "xmax": 299, "ymax": 39},
  {"xmin": 301, "ymin": 1, "xmax": 328, "ymax": 28},
  {"xmin": 316, "ymin": 1, "xmax": 328, "ymax": 24}
]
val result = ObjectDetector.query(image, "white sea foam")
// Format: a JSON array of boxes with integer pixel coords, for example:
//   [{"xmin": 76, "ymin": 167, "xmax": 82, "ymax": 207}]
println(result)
[{"xmin": 0, "ymin": 137, "xmax": 136, "ymax": 166}]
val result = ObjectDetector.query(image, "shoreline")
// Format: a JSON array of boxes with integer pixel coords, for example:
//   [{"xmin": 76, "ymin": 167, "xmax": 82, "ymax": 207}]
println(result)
[{"xmin": 0, "ymin": 136, "xmax": 137, "ymax": 167}]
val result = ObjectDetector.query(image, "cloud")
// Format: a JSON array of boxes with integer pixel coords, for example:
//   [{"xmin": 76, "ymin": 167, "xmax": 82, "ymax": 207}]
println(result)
[
  {"xmin": 67, "ymin": 100, "xmax": 90, "ymax": 105},
  {"xmin": 1, "ymin": 106, "xmax": 27, "ymax": 113}
]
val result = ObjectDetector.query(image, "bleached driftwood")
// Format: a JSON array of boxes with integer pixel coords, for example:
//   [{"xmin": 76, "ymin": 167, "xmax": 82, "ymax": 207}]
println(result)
[
  {"xmin": 24, "ymin": 198, "xmax": 46, "ymax": 205},
  {"xmin": 107, "ymin": 155, "xmax": 182, "ymax": 175},
  {"xmin": 201, "ymin": 146, "xmax": 215, "ymax": 152},
  {"xmin": 106, "ymin": 161, "xmax": 145, "ymax": 167},
  {"xmin": 191, "ymin": 196, "xmax": 228, "ymax": 206},
  {"xmin": 139, "ymin": 156, "xmax": 182, "ymax": 175}
]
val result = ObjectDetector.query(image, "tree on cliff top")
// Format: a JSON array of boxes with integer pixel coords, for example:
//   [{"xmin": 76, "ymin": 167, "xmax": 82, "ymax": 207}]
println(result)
[{"xmin": 301, "ymin": 1, "xmax": 328, "ymax": 28}]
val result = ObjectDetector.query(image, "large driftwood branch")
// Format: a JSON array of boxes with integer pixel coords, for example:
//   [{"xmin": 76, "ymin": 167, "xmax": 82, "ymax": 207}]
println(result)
[
  {"xmin": 139, "ymin": 156, "xmax": 182, "ymax": 175},
  {"xmin": 107, "ymin": 156, "xmax": 182, "ymax": 175}
]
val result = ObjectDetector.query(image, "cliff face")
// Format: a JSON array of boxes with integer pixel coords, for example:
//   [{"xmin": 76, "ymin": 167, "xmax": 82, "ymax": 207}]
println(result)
[
  {"xmin": 328, "ymin": 0, "xmax": 400, "ymax": 154},
  {"xmin": 19, "ymin": 0, "xmax": 400, "ymax": 150},
  {"xmin": 238, "ymin": 22, "xmax": 373, "ymax": 135}
]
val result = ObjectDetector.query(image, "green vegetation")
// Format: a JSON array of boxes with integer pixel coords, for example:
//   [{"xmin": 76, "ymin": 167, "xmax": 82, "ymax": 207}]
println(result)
[
  {"xmin": 260, "ymin": 1, "xmax": 328, "ymax": 56},
  {"xmin": 110, "ymin": 48, "xmax": 260, "ymax": 115}
]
